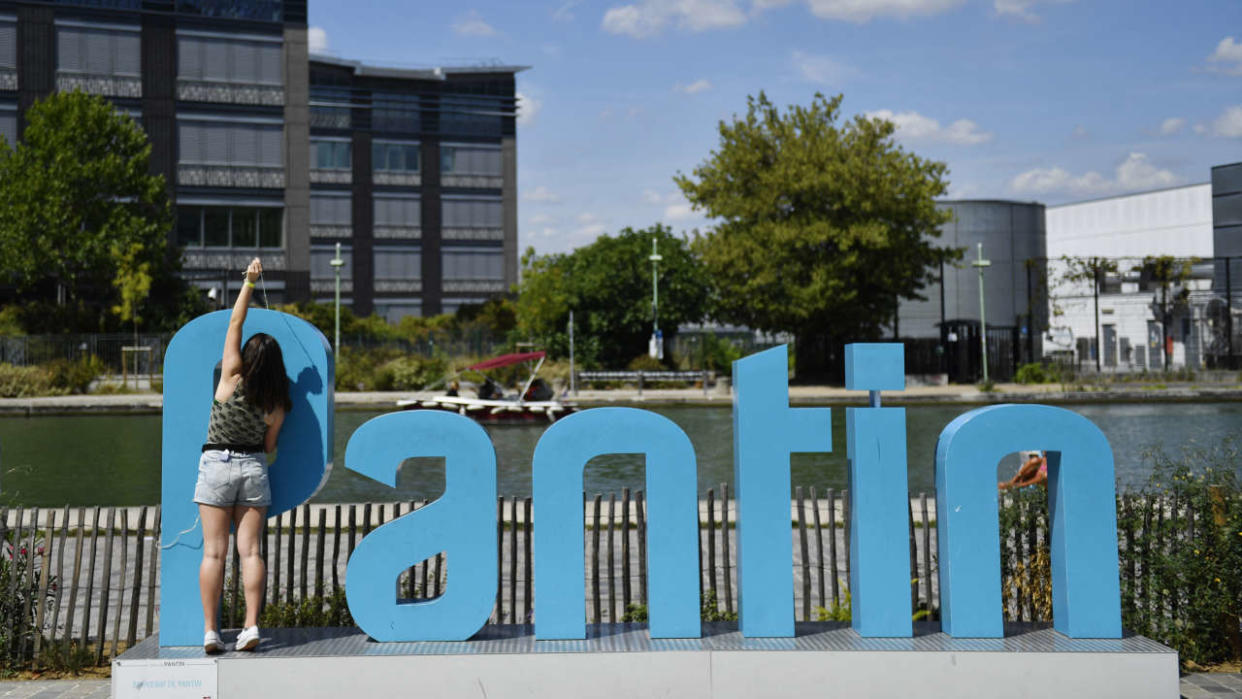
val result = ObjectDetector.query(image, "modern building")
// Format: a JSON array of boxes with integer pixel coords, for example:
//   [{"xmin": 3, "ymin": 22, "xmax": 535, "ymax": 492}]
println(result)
[
  {"xmin": 1044, "ymin": 184, "xmax": 1216, "ymax": 371},
  {"xmin": 896, "ymin": 199, "xmax": 1047, "ymax": 381},
  {"xmin": 0, "ymin": 1, "xmax": 522, "ymax": 319},
  {"xmin": 306, "ymin": 55, "xmax": 522, "ymax": 321}
]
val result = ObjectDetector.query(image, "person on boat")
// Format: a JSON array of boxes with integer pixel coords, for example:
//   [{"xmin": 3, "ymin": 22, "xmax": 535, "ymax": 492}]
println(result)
[
  {"xmin": 999, "ymin": 450, "xmax": 1047, "ymax": 490},
  {"xmin": 446, "ymin": 380, "xmax": 460, "ymax": 397},
  {"xmin": 478, "ymin": 377, "xmax": 502, "ymax": 400},
  {"xmin": 194, "ymin": 258, "xmax": 291, "ymax": 654}
]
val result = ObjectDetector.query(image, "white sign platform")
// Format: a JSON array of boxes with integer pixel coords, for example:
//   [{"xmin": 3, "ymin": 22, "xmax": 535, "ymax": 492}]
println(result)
[{"xmin": 115, "ymin": 623, "xmax": 1180, "ymax": 699}]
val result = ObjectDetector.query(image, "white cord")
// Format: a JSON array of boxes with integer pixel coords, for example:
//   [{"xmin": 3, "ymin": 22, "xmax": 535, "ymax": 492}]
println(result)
[
  {"xmin": 259, "ymin": 271, "xmax": 270, "ymax": 309},
  {"xmin": 160, "ymin": 512, "xmax": 201, "ymax": 550}
]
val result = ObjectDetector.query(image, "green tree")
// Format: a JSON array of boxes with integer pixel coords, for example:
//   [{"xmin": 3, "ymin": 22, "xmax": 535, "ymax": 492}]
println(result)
[
  {"xmin": 0, "ymin": 91, "xmax": 194, "ymax": 331},
  {"xmin": 1059, "ymin": 255, "xmax": 1119, "ymax": 372},
  {"xmin": 675, "ymin": 92, "xmax": 958, "ymax": 381},
  {"xmin": 515, "ymin": 224, "xmax": 711, "ymax": 367}
]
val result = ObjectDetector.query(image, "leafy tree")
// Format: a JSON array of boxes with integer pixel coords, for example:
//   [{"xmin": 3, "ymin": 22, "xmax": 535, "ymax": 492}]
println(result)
[
  {"xmin": 0, "ymin": 91, "xmax": 199, "ymax": 331},
  {"xmin": 515, "ymin": 224, "xmax": 711, "ymax": 367},
  {"xmin": 675, "ymin": 92, "xmax": 958, "ymax": 381},
  {"xmin": 1059, "ymin": 255, "xmax": 1119, "ymax": 372}
]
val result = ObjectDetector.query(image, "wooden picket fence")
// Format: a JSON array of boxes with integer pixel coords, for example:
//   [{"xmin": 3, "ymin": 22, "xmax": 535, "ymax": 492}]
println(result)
[{"xmin": 0, "ymin": 489, "xmax": 1189, "ymax": 669}]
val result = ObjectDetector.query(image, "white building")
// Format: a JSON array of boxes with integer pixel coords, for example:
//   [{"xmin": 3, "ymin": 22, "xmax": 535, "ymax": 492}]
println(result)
[{"xmin": 1044, "ymin": 183, "xmax": 1214, "ymax": 371}]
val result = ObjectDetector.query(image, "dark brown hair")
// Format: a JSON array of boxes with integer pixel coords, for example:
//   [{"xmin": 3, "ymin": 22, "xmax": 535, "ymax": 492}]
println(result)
[{"xmin": 241, "ymin": 333, "xmax": 292, "ymax": 414}]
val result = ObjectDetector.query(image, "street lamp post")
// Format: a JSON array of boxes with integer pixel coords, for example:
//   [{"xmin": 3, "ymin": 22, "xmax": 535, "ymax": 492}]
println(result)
[
  {"xmin": 648, "ymin": 238, "xmax": 663, "ymax": 359},
  {"xmin": 972, "ymin": 242, "xmax": 992, "ymax": 383},
  {"xmin": 330, "ymin": 242, "xmax": 345, "ymax": 355}
]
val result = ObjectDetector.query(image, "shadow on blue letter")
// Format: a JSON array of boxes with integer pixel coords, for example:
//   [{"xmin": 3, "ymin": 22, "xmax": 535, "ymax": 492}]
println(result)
[
  {"xmin": 532, "ymin": 408, "xmax": 699, "ymax": 639},
  {"xmin": 935, "ymin": 404, "xmax": 1121, "ymax": 638},
  {"xmin": 344, "ymin": 411, "xmax": 497, "ymax": 641},
  {"xmin": 845, "ymin": 343, "xmax": 912, "ymax": 637},
  {"xmin": 733, "ymin": 346, "xmax": 831, "ymax": 637},
  {"xmin": 160, "ymin": 309, "xmax": 333, "ymax": 647}
]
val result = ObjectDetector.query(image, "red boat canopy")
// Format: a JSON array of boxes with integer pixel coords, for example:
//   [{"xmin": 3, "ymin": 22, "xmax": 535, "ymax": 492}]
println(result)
[{"xmin": 468, "ymin": 351, "xmax": 546, "ymax": 371}]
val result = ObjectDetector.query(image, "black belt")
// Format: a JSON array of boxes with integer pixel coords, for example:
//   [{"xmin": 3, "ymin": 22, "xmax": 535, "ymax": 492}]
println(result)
[{"xmin": 203, "ymin": 443, "xmax": 264, "ymax": 454}]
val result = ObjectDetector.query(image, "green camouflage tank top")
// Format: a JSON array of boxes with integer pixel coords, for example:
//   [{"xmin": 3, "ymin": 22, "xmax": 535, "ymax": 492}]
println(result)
[{"xmin": 205, "ymin": 381, "xmax": 267, "ymax": 449}]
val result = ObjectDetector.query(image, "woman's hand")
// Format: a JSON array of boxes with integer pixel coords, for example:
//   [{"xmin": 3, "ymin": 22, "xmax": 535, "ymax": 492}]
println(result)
[{"xmin": 245, "ymin": 258, "xmax": 262, "ymax": 284}]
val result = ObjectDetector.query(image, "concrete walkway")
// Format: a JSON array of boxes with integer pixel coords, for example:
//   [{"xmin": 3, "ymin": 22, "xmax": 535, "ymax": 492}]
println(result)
[{"xmin": 1, "ymin": 672, "xmax": 1240, "ymax": 697}]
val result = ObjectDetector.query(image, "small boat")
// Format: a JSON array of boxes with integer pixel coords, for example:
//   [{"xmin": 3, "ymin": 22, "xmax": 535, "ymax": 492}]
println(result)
[{"xmin": 395, "ymin": 351, "xmax": 577, "ymax": 423}]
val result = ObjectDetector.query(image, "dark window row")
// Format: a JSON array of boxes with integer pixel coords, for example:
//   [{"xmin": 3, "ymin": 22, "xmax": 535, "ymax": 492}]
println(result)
[{"xmin": 177, "ymin": 205, "xmax": 282, "ymax": 248}]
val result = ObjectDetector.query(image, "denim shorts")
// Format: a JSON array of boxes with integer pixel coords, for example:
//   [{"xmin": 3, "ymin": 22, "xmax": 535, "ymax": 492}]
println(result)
[{"xmin": 193, "ymin": 449, "xmax": 271, "ymax": 508}]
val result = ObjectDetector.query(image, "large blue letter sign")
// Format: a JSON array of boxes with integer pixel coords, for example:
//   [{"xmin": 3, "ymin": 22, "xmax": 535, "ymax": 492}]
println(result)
[
  {"xmin": 733, "ymin": 346, "xmax": 831, "ymax": 637},
  {"xmin": 532, "ymin": 408, "xmax": 700, "ymax": 639},
  {"xmin": 344, "ymin": 411, "xmax": 498, "ymax": 641},
  {"xmin": 160, "ymin": 309, "xmax": 333, "ymax": 647},
  {"xmin": 935, "ymin": 404, "xmax": 1122, "ymax": 638},
  {"xmin": 844, "ymin": 343, "xmax": 912, "ymax": 638}
]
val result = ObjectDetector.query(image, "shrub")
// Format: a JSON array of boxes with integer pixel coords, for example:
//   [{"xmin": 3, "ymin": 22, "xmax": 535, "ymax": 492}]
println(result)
[
  {"xmin": 0, "ymin": 363, "xmax": 57, "ymax": 398},
  {"xmin": 0, "ymin": 536, "xmax": 54, "ymax": 667},
  {"xmin": 384, "ymin": 356, "xmax": 449, "ymax": 391},
  {"xmin": 44, "ymin": 355, "xmax": 106, "ymax": 394},
  {"xmin": 626, "ymin": 354, "xmax": 665, "ymax": 372},
  {"xmin": 1015, "ymin": 362, "xmax": 1054, "ymax": 384}
]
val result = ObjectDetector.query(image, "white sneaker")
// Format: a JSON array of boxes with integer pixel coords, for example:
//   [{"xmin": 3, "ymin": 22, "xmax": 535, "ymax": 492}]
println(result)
[
  {"xmin": 203, "ymin": 630, "xmax": 223, "ymax": 654},
  {"xmin": 235, "ymin": 625, "xmax": 261, "ymax": 651}
]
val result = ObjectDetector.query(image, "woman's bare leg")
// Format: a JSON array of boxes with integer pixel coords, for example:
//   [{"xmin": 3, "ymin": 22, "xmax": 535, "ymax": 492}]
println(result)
[
  {"xmin": 199, "ymin": 504, "xmax": 232, "ymax": 633},
  {"xmin": 234, "ymin": 506, "xmax": 268, "ymax": 629}
]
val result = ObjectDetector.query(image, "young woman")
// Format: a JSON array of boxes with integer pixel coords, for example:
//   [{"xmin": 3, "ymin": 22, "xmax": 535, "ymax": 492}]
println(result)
[{"xmin": 194, "ymin": 258, "xmax": 291, "ymax": 653}]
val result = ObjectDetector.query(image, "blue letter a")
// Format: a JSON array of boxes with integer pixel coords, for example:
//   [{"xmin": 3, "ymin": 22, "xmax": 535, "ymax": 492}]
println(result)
[{"xmin": 344, "ymin": 411, "xmax": 497, "ymax": 641}]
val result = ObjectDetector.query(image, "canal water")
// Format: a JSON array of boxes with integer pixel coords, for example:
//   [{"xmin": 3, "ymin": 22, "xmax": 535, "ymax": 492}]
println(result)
[{"xmin": 1, "ymin": 402, "xmax": 1239, "ymax": 506}]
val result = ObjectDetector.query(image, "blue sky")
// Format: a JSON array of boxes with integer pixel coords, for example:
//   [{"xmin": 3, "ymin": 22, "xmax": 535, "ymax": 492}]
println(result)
[{"xmin": 308, "ymin": 0, "xmax": 1242, "ymax": 255}]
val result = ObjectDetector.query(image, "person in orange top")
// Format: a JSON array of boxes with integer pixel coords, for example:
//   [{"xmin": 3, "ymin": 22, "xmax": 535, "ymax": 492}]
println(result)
[{"xmin": 999, "ymin": 450, "xmax": 1048, "ymax": 491}]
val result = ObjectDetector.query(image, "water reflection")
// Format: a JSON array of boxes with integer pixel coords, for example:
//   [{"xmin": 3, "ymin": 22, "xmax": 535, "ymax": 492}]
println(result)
[{"xmin": 1, "ymin": 402, "xmax": 1239, "ymax": 506}]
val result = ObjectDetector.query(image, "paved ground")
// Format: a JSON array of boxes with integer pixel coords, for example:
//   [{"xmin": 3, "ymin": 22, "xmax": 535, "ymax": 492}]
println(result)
[{"xmin": 1, "ymin": 672, "xmax": 1240, "ymax": 697}]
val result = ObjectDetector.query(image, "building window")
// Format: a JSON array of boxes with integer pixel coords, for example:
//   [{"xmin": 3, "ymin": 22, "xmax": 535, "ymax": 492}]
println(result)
[
  {"xmin": 374, "ymin": 246, "xmax": 421, "ymax": 280},
  {"xmin": 177, "ymin": 34, "xmax": 282, "ymax": 85},
  {"xmin": 373, "ymin": 195, "xmax": 421, "ymax": 229},
  {"xmin": 1, "ymin": 19, "xmax": 19, "ymax": 70},
  {"xmin": 57, "ymin": 24, "xmax": 141, "ymax": 77},
  {"xmin": 177, "ymin": 205, "xmax": 283, "ymax": 248},
  {"xmin": 441, "ymin": 144, "xmax": 501, "ymax": 176},
  {"xmin": 442, "ymin": 246, "xmax": 503, "ymax": 280},
  {"xmin": 372, "ymin": 92, "xmax": 420, "ymax": 133},
  {"xmin": 311, "ymin": 244, "xmax": 351, "ymax": 279},
  {"xmin": 440, "ymin": 97, "xmax": 503, "ymax": 137},
  {"xmin": 442, "ymin": 197, "xmax": 502, "ymax": 229},
  {"xmin": 312, "ymin": 138, "xmax": 351, "ymax": 170},
  {"xmin": 179, "ymin": 120, "xmax": 283, "ymax": 166},
  {"xmin": 372, "ymin": 140, "xmax": 420, "ymax": 173},
  {"xmin": 310, "ymin": 193, "xmax": 352, "ymax": 226}
]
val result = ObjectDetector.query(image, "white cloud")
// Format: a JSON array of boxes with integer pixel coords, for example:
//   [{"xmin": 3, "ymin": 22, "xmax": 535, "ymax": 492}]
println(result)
[
  {"xmin": 866, "ymin": 109, "xmax": 992, "ymax": 145},
  {"xmin": 792, "ymin": 51, "xmax": 856, "ymax": 85},
  {"xmin": 665, "ymin": 203, "xmax": 696, "ymax": 221},
  {"xmin": 602, "ymin": 0, "xmax": 747, "ymax": 38},
  {"xmin": 1009, "ymin": 153, "xmax": 1181, "ymax": 197},
  {"xmin": 552, "ymin": 0, "xmax": 581, "ymax": 21},
  {"xmin": 803, "ymin": 0, "xmax": 965, "ymax": 23},
  {"xmin": 1071, "ymin": 124, "xmax": 1088, "ymax": 139},
  {"xmin": 993, "ymin": 0, "xmax": 1072, "ymax": 23},
  {"xmin": 1159, "ymin": 117, "xmax": 1186, "ymax": 135},
  {"xmin": 1193, "ymin": 122, "xmax": 1208, "ymax": 135},
  {"xmin": 524, "ymin": 186, "xmax": 562, "ymax": 203},
  {"xmin": 308, "ymin": 26, "xmax": 329, "ymax": 54},
  {"xmin": 529, "ymin": 213, "xmax": 555, "ymax": 225},
  {"xmin": 453, "ymin": 10, "xmax": 498, "ymax": 37},
  {"xmin": 517, "ymin": 91, "xmax": 542, "ymax": 127},
  {"xmin": 643, "ymin": 189, "xmax": 665, "ymax": 205},
  {"xmin": 1207, "ymin": 36, "xmax": 1242, "ymax": 75},
  {"xmin": 577, "ymin": 212, "xmax": 599, "ymax": 225},
  {"xmin": 1212, "ymin": 105, "xmax": 1242, "ymax": 138},
  {"xmin": 1115, "ymin": 153, "xmax": 1180, "ymax": 190},
  {"xmin": 674, "ymin": 79, "xmax": 713, "ymax": 94}
]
